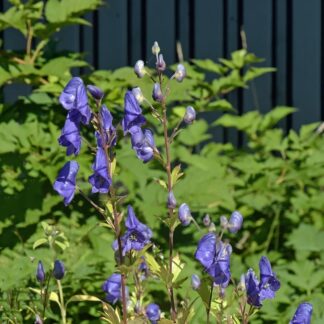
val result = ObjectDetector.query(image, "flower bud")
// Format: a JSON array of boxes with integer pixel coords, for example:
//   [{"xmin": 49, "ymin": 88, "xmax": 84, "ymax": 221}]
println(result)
[
  {"xmin": 220, "ymin": 215, "xmax": 228, "ymax": 228},
  {"xmin": 178, "ymin": 203, "xmax": 192, "ymax": 226},
  {"xmin": 191, "ymin": 274, "xmax": 201, "ymax": 290},
  {"xmin": 35, "ymin": 315, "xmax": 43, "ymax": 324},
  {"xmin": 228, "ymin": 211, "xmax": 243, "ymax": 233},
  {"xmin": 156, "ymin": 54, "xmax": 166, "ymax": 72},
  {"xmin": 203, "ymin": 214, "xmax": 211, "ymax": 227},
  {"xmin": 184, "ymin": 106, "xmax": 196, "ymax": 124},
  {"xmin": 36, "ymin": 261, "xmax": 45, "ymax": 283},
  {"xmin": 152, "ymin": 83, "xmax": 163, "ymax": 102},
  {"xmin": 238, "ymin": 274, "xmax": 246, "ymax": 291},
  {"xmin": 167, "ymin": 191, "xmax": 177, "ymax": 209},
  {"xmin": 132, "ymin": 87, "xmax": 144, "ymax": 104},
  {"xmin": 208, "ymin": 222, "xmax": 216, "ymax": 232},
  {"xmin": 146, "ymin": 303, "xmax": 161, "ymax": 323},
  {"xmin": 134, "ymin": 60, "xmax": 146, "ymax": 78},
  {"xmin": 87, "ymin": 85, "xmax": 104, "ymax": 100},
  {"xmin": 152, "ymin": 41, "xmax": 160, "ymax": 55},
  {"xmin": 174, "ymin": 63, "xmax": 186, "ymax": 82},
  {"xmin": 53, "ymin": 260, "xmax": 65, "ymax": 280}
]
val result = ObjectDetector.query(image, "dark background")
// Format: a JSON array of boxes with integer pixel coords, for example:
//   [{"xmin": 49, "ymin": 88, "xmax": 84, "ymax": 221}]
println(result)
[{"xmin": 2, "ymin": 0, "xmax": 323, "ymax": 133}]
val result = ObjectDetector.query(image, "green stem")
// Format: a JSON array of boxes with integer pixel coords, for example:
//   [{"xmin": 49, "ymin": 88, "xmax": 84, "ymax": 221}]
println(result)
[
  {"xmin": 206, "ymin": 281, "xmax": 214, "ymax": 324},
  {"xmin": 57, "ymin": 280, "xmax": 66, "ymax": 324}
]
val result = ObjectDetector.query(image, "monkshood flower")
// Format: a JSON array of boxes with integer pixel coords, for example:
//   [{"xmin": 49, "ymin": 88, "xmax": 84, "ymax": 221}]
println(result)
[
  {"xmin": 102, "ymin": 273, "xmax": 129, "ymax": 304},
  {"xmin": 167, "ymin": 191, "xmax": 177, "ymax": 209},
  {"xmin": 132, "ymin": 87, "xmax": 144, "ymax": 104},
  {"xmin": 87, "ymin": 84, "xmax": 104, "ymax": 101},
  {"xmin": 122, "ymin": 91, "xmax": 146, "ymax": 134},
  {"xmin": 58, "ymin": 115, "xmax": 81, "ymax": 156},
  {"xmin": 96, "ymin": 105, "xmax": 116, "ymax": 147},
  {"xmin": 36, "ymin": 261, "xmax": 45, "ymax": 283},
  {"xmin": 59, "ymin": 77, "xmax": 91, "ymax": 125},
  {"xmin": 203, "ymin": 214, "xmax": 211, "ymax": 227},
  {"xmin": 130, "ymin": 126, "xmax": 155, "ymax": 163},
  {"xmin": 178, "ymin": 203, "xmax": 192, "ymax": 226},
  {"xmin": 220, "ymin": 215, "xmax": 228, "ymax": 228},
  {"xmin": 146, "ymin": 303, "xmax": 161, "ymax": 323},
  {"xmin": 53, "ymin": 260, "xmax": 65, "ymax": 280},
  {"xmin": 53, "ymin": 161, "xmax": 79, "ymax": 206},
  {"xmin": 191, "ymin": 274, "xmax": 201, "ymax": 290},
  {"xmin": 174, "ymin": 63, "xmax": 186, "ymax": 82},
  {"xmin": 195, "ymin": 233, "xmax": 232, "ymax": 287},
  {"xmin": 113, "ymin": 205, "xmax": 152, "ymax": 256},
  {"xmin": 152, "ymin": 83, "xmax": 163, "ymax": 102},
  {"xmin": 228, "ymin": 211, "xmax": 243, "ymax": 233},
  {"xmin": 183, "ymin": 106, "xmax": 196, "ymax": 124},
  {"xmin": 156, "ymin": 54, "xmax": 166, "ymax": 72},
  {"xmin": 290, "ymin": 303, "xmax": 313, "ymax": 324},
  {"xmin": 134, "ymin": 60, "xmax": 146, "ymax": 78},
  {"xmin": 245, "ymin": 256, "xmax": 280, "ymax": 307},
  {"xmin": 89, "ymin": 147, "xmax": 111, "ymax": 193}
]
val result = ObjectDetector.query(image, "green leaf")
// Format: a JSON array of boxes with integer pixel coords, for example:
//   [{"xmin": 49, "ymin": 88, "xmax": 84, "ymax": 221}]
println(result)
[
  {"xmin": 259, "ymin": 106, "xmax": 296, "ymax": 131},
  {"xmin": 40, "ymin": 57, "xmax": 88, "ymax": 77},
  {"xmin": 66, "ymin": 294, "xmax": 101, "ymax": 306},
  {"xmin": 33, "ymin": 238, "xmax": 48, "ymax": 250},
  {"xmin": 207, "ymin": 99, "xmax": 234, "ymax": 111},
  {"xmin": 171, "ymin": 164, "xmax": 184, "ymax": 187},
  {"xmin": 244, "ymin": 67, "xmax": 276, "ymax": 82},
  {"xmin": 192, "ymin": 59, "xmax": 227, "ymax": 74}
]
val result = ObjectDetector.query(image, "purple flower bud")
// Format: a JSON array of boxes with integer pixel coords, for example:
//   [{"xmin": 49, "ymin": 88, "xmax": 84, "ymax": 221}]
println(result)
[
  {"xmin": 134, "ymin": 301, "xmax": 142, "ymax": 314},
  {"xmin": 36, "ymin": 261, "xmax": 45, "ymax": 283},
  {"xmin": 191, "ymin": 274, "xmax": 201, "ymax": 290},
  {"xmin": 152, "ymin": 83, "xmax": 163, "ymax": 102},
  {"xmin": 87, "ymin": 85, "xmax": 104, "ymax": 100},
  {"xmin": 53, "ymin": 260, "xmax": 65, "ymax": 280},
  {"xmin": 178, "ymin": 203, "xmax": 192, "ymax": 226},
  {"xmin": 183, "ymin": 106, "xmax": 196, "ymax": 124},
  {"xmin": 228, "ymin": 211, "xmax": 243, "ymax": 233},
  {"xmin": 102, "ymin": 273, "xmax": 129, "ymax": 304},
  {"xmin": 130, "ymin": 126, "xmax": 156, "ymax": 163},
  {"xmin": 152, "ymin": 41, "xmax": 160, "ymax": 55},
  {"xmin": 146, "ymin": 303, "xmax": 161, "ymax": 323},
  {"xmin": 174, "ymin": 64, "xmax": 186, "ymax": 82},
  {"xmin": 290, "ymin": 303, "xmax": 313, "ymax": 324},
  {"xmin": 167, "ymin": 191, "xmax": 177, "ymax": 209},
  {"xmin": 132, "ymin": 87, "xmax": 144, "ymax": 104},
  {"xmin": 203, "ymin": 214, "xmax": 211, "ymax": 227},
  {"xmin": 35, "ymin": 315, "xmax": 43, "ymax": 324},
  {"xmin": 208, "ymin": 222, "xmax": 216, "ymax": 232},
  {"xmin": 239, "ymin": 273, "xmax": 246, "ymax": 290},
  {"xmin": 53, "ymin": 161, "xmax": 79, "ymax": 206},
  {"xmin": 134, "ymin": 60, "xmax": 146, "ymax": 78},
  {"xmin": 220, "ymin": 215, "xmax": 228, "ymax": 228},
  {"xmin": 156, "ymin": 54, "xmax": 166, "ymax": 72}
]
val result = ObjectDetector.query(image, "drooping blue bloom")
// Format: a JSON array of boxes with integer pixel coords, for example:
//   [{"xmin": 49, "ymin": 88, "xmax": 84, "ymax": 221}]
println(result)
[
  {"xmin": 178, "ymin": 203, "xmax": 192, "ymax": 226},
  {"xmin": 228, "ymin": 211, "xmax": 243, "ymax": 233},
  {"xmin": 191, "ymin": 274, "xmax": 201, "ymax": 290},
  {"xmin": 53, "ymin": 161, "xmax": 79, "ymax": 205},
  {"xmin": 183, "ymin": 106, "xmax": 196, "ymax": 124},
  {"xmin": 59, "ymin": 77, "xmax": 92, "ymax": 125},
  {"xmin": 58, "ymin": 115, "xmax": 82, "ymax": 156},
  {"xmin": 167, "ymin": 191, "xmax": 177, "ymax": 209},
  {"xmin": 290, "ymin": 303, "xmax": 313, "ymax": 324},
  {"xmin": 53, "ymin": 260, "xmax": 65, "ymax": 280},
  {"xmin": 102, "ymin": 273, "xmax": 129, "ymax": 304},
  {"xmin": 195, "ymin": 233, "xmax": 232, "ymax": 287},
  {"xmin": 145, "ymin": 303, "xmax": 161, "ymax": 323},
  {"xmin": 113, "ymin": 205, "xmax": 152, "ymax": 256},
  {"xmin": 130, "ymin": 126, "xmax": 155, "ymax": 163},
  {"xmin": 87, "ymin": 84, "xmax": 104, "ymax": 101},
  {"xmin": 152, "ymin": 83, "xmax": 163, "ymax": 102},
  {"xmin": 122, "ymin": 91, "xmax": 146, "ymax": 134},
  {"xmin": 36, "ymin": 261, "xmax": 45, "ymax": 283},
  {"xmin": 89, "ymin": 147, "xmax": 111, "ymax": 193},
  {"xmin": 245, "ymin": 256, "xmax": 280, "ymax": 307},
  {"xmin": 96, "ymin": 105, "xmax": 116, "ymax": 147}
]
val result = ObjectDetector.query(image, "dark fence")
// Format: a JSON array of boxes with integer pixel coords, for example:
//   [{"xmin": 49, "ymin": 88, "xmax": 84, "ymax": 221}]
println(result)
[{"xmin": 2, "ymin": 0, "xmax": 324, "ymax": 134}]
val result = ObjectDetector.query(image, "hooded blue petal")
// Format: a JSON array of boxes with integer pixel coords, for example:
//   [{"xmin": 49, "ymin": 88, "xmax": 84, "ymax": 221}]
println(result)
[
  {"xmin": 146, "ymin": 303, "xmax": 161, "ymax": 323},
  {"xmin": 102, "ymin": 273, "xmax": 129, "ymax": 304},
  {"xmin": 259, "ymin": 256, "xmax": 280, "ymax": 300},
  {"xmin": 245, "ymin": 269, "xmax": 262, "ymax": 307},
  {"xmin": 194, "ymin": 233, "xmax": 216, "ymax": 269},
  {"xmin": 290, "ymin": 303, "xmax": 313, "ymax": 324},
  {"xmin": 130, "ymin": 127, "xmax": 155, "ymax": 163}
]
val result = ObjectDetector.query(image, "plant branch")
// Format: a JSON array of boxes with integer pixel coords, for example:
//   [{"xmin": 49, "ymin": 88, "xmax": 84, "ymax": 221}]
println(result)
[{"xmin": 57, "ymin": 280, "xmax": 67, "ymax": 324}]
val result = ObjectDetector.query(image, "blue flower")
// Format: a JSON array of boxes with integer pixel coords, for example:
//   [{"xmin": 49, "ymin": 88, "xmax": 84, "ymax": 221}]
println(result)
[
  {"xmin": 97, "ymin": 105, "xmax": 116, "ymax": 147},
  {"xmin": 245, "ymin": 256, "xmax": 280, "ymax": 307},
  {"xmin": 89, "ymin": 147, "xmax": 111, "ymax": 193},
  {"xmin": 59, "ymin": 77, "xmax": 92, "ymax": 125},
  {"xmin": 36, "ymin": 261, "xmax": 45, "ymax": 283},
  {"xmin": 102, "ymin": 273, "xmax": 129, "ymax": 304},
  {"xmin": 87, "ymin": 84, "xmax": 104, "ymax": 100},
  {"xmin": 167, "ymin": 191, "xmax": 177, "ymax": 209},
  {"xmin": 195, "ymin": 233, "xmax": 232, "ymax": 287},
  {"xmin": 183, "ymin": 106, "xmax": 196, "ymax": 124},
  {"xmin": 53, "ymin": 161, "xmax": 79, "ymax": 205},
  {"xmin": 203, "ymin": 214, "xmax": 211, "ymax": 227},
  {"xmin": 152, "ymin": 83, "xmax": 163, "ymax": 102},
  {"xmin": 228, "ymin": 211, "xmax": 243, "ymax": 233},
  {"xmin": 145, "ymin": 303, "xmax": 161, "ymax": 323},
  {"xmin": 122, "ymin": 91, "xmax": 146, "ymax": 134},
  {"xmin": 58, "ymin": 115, "xmax": 82, "ymax": 156},
  {"xmin": 174, "ymin": 64, "xmax": 186, "ymax": 82},
  {"xmin": 290, "ymin": 303, "xmax": 313, "ymax": 324},
  {"xmin": 53, "ymin": 260, "xmax": 65, "ymax": 280},
  {"xmin": 130, "ymin": 126, "xmax": 155, "ymax": 163},
  {"xmin": 191, "ymin": 274, "xmax": 201, "ymax": 290},
  {"xmin": 113, "ymin": 206, "xmax": 152, "ymax": 256},
  {"xmin": 178, "ymin": 203, "xmax": 192, "ymax": 226}
]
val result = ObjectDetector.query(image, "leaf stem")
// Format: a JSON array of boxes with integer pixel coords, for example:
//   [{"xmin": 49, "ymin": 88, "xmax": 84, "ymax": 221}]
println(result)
[
  {"xmin": 207, "ymin": 281, "xmax": 214, "ymax": 324},
  {"xmin": 57, "ymin": 280, "xmax": 67, "ymax": 324}
]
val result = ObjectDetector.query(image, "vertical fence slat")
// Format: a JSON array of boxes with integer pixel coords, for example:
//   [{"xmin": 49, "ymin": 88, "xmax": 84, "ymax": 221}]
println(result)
[
  {"xmin": 243, "ymin": 0, "xmax": 272, "ymax": 114},
  {"xmin": 176, "ymin": 0, "xmax": 190, "ymax": 61},
  {"xmin": 98, "ymin": 0, "xmax": 128, "ymax": 69},
  {"xmin": 292, "ymin": 0, "xmax": 322, "ymax": 129},
  {"xmin": 82, "ymin": 12, "xmax": 94, "ymax": 70}
]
